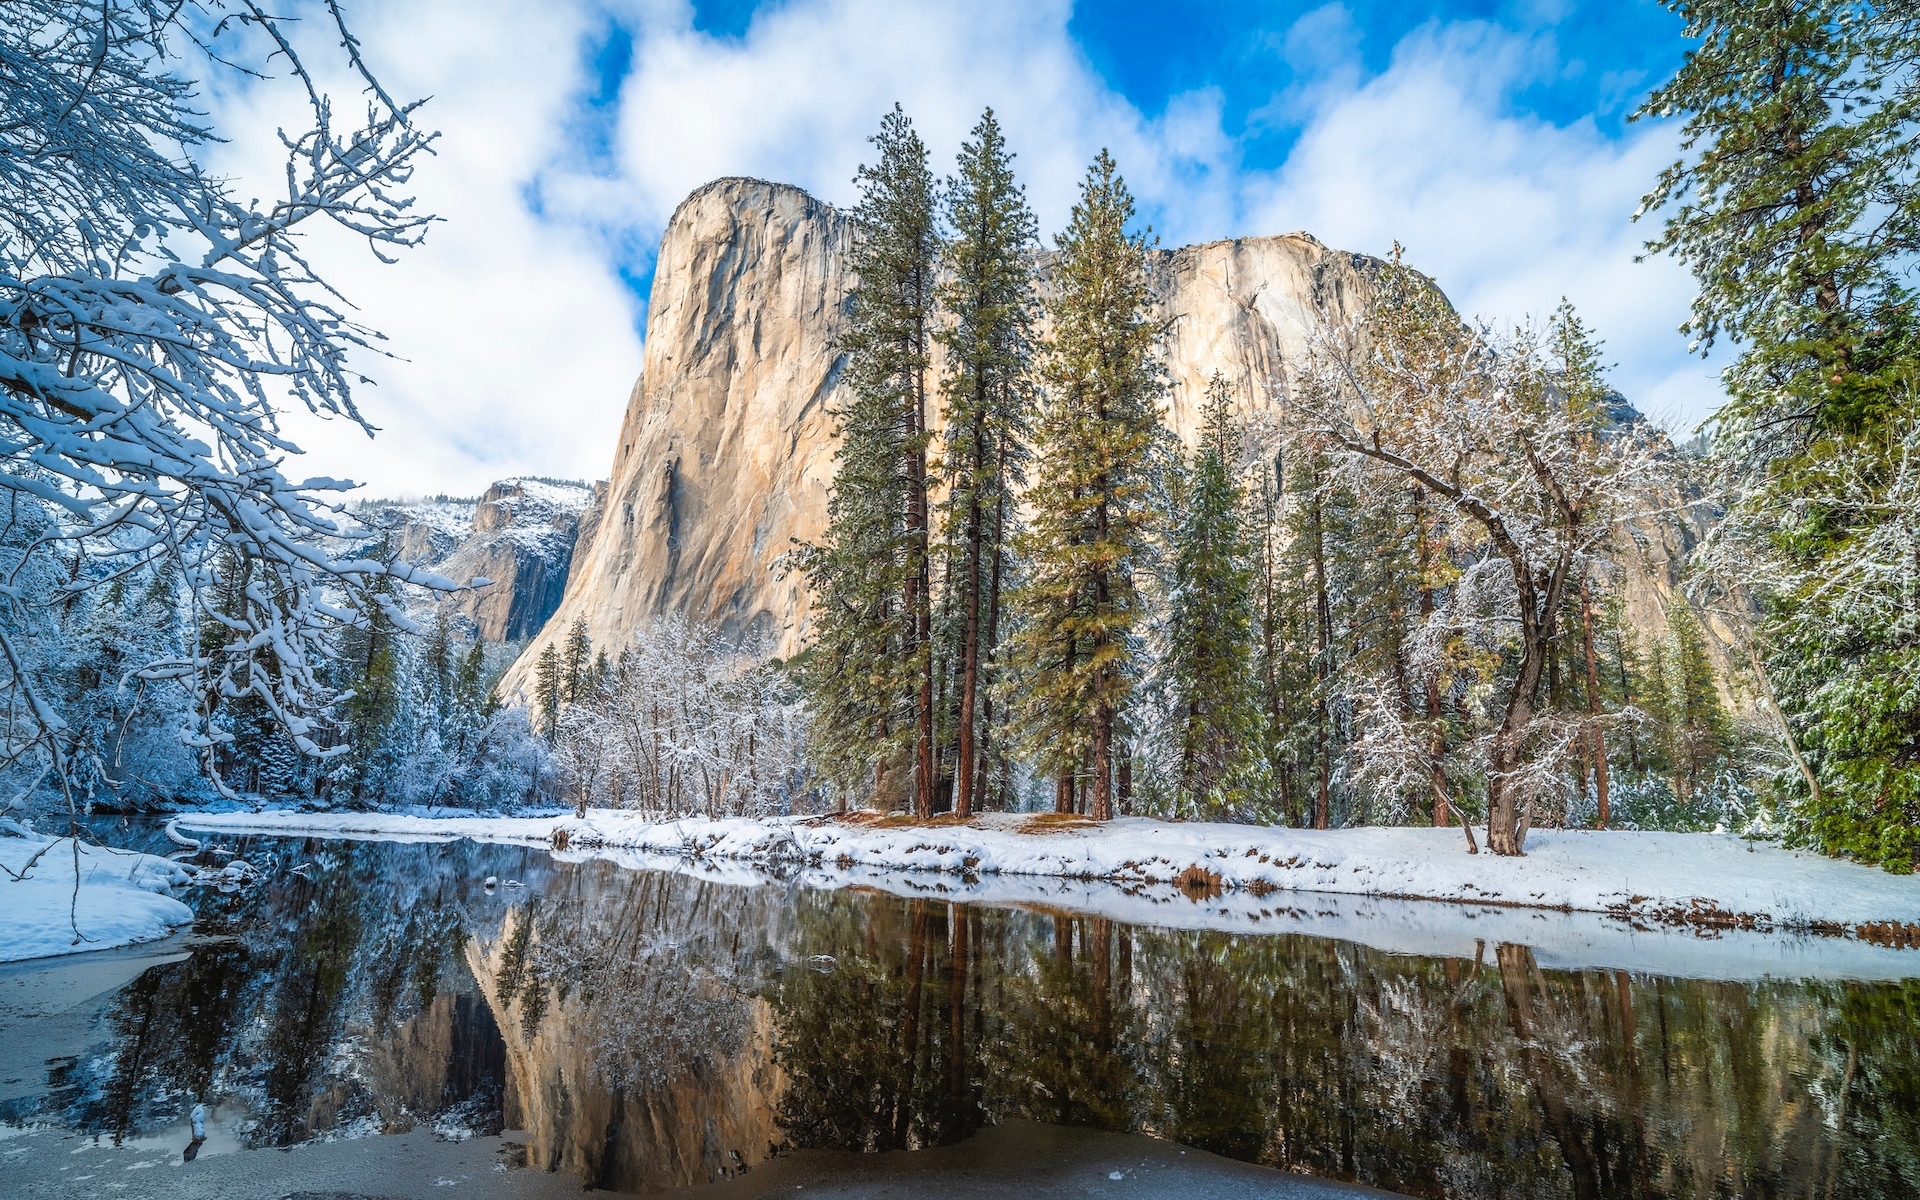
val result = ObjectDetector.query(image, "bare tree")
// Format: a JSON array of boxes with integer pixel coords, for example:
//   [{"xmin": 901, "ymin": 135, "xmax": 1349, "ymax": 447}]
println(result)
[
  {"xmin": 0, "ymin": 1, "xmax": 449, "ymax": 812},
  {"xmin": 1292, "ymin": 262, "xmax": 1668, "ymax": 854}
]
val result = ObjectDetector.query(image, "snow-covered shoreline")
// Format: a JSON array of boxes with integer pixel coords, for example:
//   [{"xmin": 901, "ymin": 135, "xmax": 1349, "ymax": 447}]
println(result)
[
  {"xmin": 178, "ymin": 809, "xmax": 1920, "ymax": 937},
  {"xmin": 0, "ymin": 835, "xmax": 195, "ymax": 963}
]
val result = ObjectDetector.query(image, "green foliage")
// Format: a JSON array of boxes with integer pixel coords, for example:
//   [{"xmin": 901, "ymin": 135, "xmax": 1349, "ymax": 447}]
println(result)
[
  {"xmin": 1006, "ymin": 151, "xmax": 1168, "ymax": 817},
  {"xmin": 933, "ymin": 108, "xmax": 1037, "ymax": 814},
  {"xmin": 1156, "ymin": 374, "xmax": 1262, "ymax": 818},
  {"xmin": 1639, "ymin": 1, "xmax": 1920, "ymax": 867},
  {"xmin": 795, "ymin": 105, "xmax": 937, "ymax": 808}
]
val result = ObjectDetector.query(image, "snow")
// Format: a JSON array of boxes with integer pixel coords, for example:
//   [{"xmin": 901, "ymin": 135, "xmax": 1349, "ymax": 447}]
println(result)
[
  {"xmin": 0, "ymin": 835, "xmax": 195, "ymax": 963},
  {"xmin": 176, "ymin": 810, "xmax": 1920, "ymax": 973}
]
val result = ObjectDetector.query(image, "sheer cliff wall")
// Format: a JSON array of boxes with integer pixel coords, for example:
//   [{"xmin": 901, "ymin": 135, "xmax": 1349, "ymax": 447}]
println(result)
[{"xmin": 500, "ymin": 177, "xmax": 1382, "ymax": 696}]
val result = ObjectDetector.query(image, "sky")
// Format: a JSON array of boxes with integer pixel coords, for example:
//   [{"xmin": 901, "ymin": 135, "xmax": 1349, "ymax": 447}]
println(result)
[{"xmin": 205, "ymin": 0, "xmax": 1713, "ymax": 498}]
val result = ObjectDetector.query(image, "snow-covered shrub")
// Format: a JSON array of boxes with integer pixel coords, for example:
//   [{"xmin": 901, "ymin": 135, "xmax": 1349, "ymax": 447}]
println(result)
[{"xmin": 546, "ymin": 616, "xmax": 813, "ymax": 819}]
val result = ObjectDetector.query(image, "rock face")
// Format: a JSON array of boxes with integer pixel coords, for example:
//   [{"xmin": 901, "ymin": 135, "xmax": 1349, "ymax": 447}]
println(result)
[
  {"xmin": 364, "ymin": 477, "xmax": 599, "ymax": 643},
  {"xmin": 502, "ymin": 177, "xmax": 1739, "ymax": 706},
  {"xmin": 503, "ymin": 177, "xmax": 1380, "ymax": 695}
]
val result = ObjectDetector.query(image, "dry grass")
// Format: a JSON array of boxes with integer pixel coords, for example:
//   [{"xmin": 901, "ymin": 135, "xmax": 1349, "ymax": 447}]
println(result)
[{"xmin": 1016, "ymin": 812, "xmax": 1099, "ymax": 835}]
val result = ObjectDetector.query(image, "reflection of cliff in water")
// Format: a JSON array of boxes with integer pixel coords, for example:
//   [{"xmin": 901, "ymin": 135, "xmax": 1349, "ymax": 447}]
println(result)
[
  {"xmin": 15, "ymin": 835, "xmax": 1918, "ymax": 1200},
  {"xmin": 470, "ymin": 862, "xmax": 791, "ymax": 1191}
]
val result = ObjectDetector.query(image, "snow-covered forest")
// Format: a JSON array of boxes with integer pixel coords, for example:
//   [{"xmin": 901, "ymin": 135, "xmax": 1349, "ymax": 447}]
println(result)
[{"xmin": 3, "ymin": 2, "xmax": 1916, "ymax": 878}]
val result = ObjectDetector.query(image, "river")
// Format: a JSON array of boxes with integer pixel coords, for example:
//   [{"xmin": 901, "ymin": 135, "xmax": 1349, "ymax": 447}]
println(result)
[{"xmin": 2, "ymin": 830, "xmax": 1916, "ymax": 1198}]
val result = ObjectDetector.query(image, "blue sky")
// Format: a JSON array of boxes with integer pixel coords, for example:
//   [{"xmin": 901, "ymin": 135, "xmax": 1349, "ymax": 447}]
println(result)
[{"xmin": 225, "ymin": 0, "xmax": 1712, "ymax": 497}]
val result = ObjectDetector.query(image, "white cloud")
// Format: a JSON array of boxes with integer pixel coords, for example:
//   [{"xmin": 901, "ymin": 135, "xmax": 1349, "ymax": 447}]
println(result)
[
  {"xmin": 1241, "ymin": 18, "xmax": 1719, "ymax": 430},
  {"xmin": 198, "ymin": 0, "xmax": 645, "ymax": 499},
  {"xmin": 196, "ymin": 0, "xmax": 1720, "ymax": 498}
]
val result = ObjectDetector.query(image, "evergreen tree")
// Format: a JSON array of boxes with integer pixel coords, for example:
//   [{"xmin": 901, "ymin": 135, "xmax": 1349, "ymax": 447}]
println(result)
[
  {"xmin": 534, "ymin": 642, "xmax": 563, "ymax": 739},
  {"xmin": 935, "ymin": 108, "xmax": 1037, "ymax": 817},
  {"xmin": 561, "ymin": 616, "xmax": 593, "ymax": 704},
  {"xmin": 1663, "ymin": 602, "xmax": 1733, "ymax": 802},
  {"xmin": 796, "ymin": 105, "xmax": 938, "ymax": 813},
  {"xmin": 1638, "ymin": 2, "xmax": 1920, "ymax": 866},
  {"xmin": 334, "ymin": 570, "xmax": 403, "ymax": 804},
  {"xmin": 1162, "ymin": 373, "xmax": 1260, "ymax": 817},
  {"xmin": 1009, "ymin": 151, "xmax": 1166, "ymax": 821}
]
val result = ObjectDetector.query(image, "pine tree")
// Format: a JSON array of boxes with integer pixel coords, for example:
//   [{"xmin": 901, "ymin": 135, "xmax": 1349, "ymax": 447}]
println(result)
[
  {"xmin": 1009, "ymin": 151, "xmax": 1166, "ymax": 821},
  {"xmin": 1163, "ymin": 373, "xmax": 1260, "ymax": 816},
  {"xmin": 935, "ymin": 108, "xmax": 1037, "ymax": 817},
  {"xmin": 561, "ymin": 616, "xmax": 593, "ymax": 704},
  {"xmin": 795, "ymin": 105, "xmax": 938, "ymax": 812},
  {"xmin": 1663, "ymin": 602, "xmax": 1733, "ymax": 802},
  {"xmin": 335, "ymin": 569, "xmax": 403, "ymax": 804},
  {"xmin": 534, "ymin": 642, "xmax": 563, "ymax": 739},
  {"xmin": 1638, "ymin": 2, "xmax": 1920, "ymax": 867}
]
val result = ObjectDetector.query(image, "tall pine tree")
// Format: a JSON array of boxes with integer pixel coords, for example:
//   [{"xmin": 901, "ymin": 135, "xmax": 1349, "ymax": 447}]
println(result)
[
  {"xmin": 1009, "ymin": 151, "xmax": 1165, "ymax": 821},
  {"xmin": 1163, "ymin": 373, "xmax": 1260, "ymax": 816},
  {"xmin": 936, "ymin": 108, "xmax": 1037, "ymax": 818},
  {"xmin": 797, "ymin": 105, "xmax": 938, "ymax": 813}
]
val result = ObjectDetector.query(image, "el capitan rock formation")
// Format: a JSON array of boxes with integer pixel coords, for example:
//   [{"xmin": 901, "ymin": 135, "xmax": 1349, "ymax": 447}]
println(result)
[{"xmin": 502, "ymin": 177, "xmax": 1382, "ymax": 695}]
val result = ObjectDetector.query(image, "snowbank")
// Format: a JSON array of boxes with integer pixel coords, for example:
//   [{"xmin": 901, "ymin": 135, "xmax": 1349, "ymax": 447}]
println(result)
[
  {"xmin": 0, "ymin": 835, "xmax": 195, "ymax": 963},
  {"xmin": 178, "ymin": 809, "xmax": 1920, "ymax": 935}
]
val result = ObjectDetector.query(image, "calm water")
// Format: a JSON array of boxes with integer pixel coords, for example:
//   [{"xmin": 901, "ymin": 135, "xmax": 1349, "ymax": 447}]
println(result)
[{"xmin": 4, "ymin": 833, "xmax": 1917, "ymax": 1199}]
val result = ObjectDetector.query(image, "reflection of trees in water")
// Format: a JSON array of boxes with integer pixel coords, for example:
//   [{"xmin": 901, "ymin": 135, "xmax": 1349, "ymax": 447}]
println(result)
[
  {"xmin": 40, "ymin": 839, "xmax": 524, "ymax": 1148},
  {"xmin": 770, "ymin": 890, "xmax": 1920, "ymax": 1199},
  {"xmin": 487, "ymin": 865, "xmax": 775, "ymax": 1093}
]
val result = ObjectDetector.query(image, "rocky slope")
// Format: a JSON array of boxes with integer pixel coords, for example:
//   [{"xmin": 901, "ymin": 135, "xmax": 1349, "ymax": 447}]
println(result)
[
  {"xmin": 501, "ymin": 177, "xmax": 1382, "ymax": 696},
  {"xmin": 360, "ymin": 477, "xmax": 600, "ymax": 642}
]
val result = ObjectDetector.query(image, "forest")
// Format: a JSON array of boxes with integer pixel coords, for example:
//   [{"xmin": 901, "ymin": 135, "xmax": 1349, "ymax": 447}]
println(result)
[{"xmin": 1, "ymin": 1, "xmax": 1915, "ymax": 871}]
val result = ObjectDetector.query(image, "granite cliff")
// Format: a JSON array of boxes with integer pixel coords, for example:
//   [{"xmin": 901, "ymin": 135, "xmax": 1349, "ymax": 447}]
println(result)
[
  {"xmin": 361, "ymin": 477, "xmax": 600, "ymax": 643},
  {"xmin": 501, "ymin": 177, "xmax": 1383, "ymax": 697}
]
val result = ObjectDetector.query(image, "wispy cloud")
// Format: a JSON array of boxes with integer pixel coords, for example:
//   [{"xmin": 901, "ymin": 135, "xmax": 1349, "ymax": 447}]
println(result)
[{"xmin": 200, "ymin": 0, "xmax": 1716, "ymax": 496}]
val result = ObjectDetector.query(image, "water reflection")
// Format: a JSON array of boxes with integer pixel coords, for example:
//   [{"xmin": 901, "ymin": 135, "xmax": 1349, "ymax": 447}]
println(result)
[{"xmin": 4, "ymin": 836, "xmax": 1916, "ymax": 1199}]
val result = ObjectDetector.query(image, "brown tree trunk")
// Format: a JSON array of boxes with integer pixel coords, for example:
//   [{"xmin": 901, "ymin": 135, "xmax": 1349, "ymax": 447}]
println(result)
[
  {"xmin": 972, "ymin": 478, "xmax": 1008, "ymax": 811},
  {"xmin": 908, "ymin": 284, "xmax": 934, "ymax": 821},
  {"xmin": 954, "ymin": 448, "xmax": 983, "ymax": 818},
  {"xmin": 1581, "ymin": 576, "xmax": 1611, "ymax": 829},
  {"xmin": 1055, "ymin": 767, "xmax": 1075, "ymax": 815},
  {"xmin": 1089, "ymin": 464, "xmax": 1114, "ymax": 822},
  {"xmin": 1310, "ymin": 488, "xmax": 1332, "ymax": 831}
]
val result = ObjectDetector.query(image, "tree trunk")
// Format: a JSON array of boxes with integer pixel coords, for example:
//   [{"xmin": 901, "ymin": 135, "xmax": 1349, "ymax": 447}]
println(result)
[
  {"xmin": 1090, "ymin": 691, "xmax": 1114, "ymax": 821},
  {"xmin": 908, "ymin": 279, "xmax": 934, "ymax": 820},
  {"xmin": 954, "ymin": 418, "xmax": 985, "ymax": 819},
  {"xmin": 1415, "ymin": 486, "xmax": 1449, "ymax": 827},
  {"xmin": 1310, "ymin": 487, "xmax": 1332, "ymax": 831},
  {"xmin": 1580, "ymin": 576, "xmax": 1611, "ymax": 829},
  {"xmin": 973, "ymin": 470, "xmax": 1008, "ymax": 811}
]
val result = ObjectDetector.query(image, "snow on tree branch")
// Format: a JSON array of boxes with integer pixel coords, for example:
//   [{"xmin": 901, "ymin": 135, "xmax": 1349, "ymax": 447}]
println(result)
[{"xmin": 0, "ymin": 0, "xmax": 441, "ymax": 806}]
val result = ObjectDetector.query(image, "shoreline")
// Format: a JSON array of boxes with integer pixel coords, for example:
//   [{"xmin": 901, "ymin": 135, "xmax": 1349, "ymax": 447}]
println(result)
[{"xmin": 174, "ymin": 809, "xmax": 1920, "ymax": 959}]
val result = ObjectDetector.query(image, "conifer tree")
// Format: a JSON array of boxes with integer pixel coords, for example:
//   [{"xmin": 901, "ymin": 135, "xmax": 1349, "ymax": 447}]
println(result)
[
  {"xmin": 534, "ymin": 642, "xmax": 563, "ymax": 739},
  {"xmin": 1663, "ymin": 602, "xmax": 1733, "ymax": 802},
  {"xmin": 335, "ymin": 570, "xmax": 403, "ymax": 803},
  {"xmin": 936, "ymin": 108, "xmax": 1037, "ymax": 817},
  {"xmin": 1163, "ymin": 373, "xmax": 1260, "ymax": 815},
  {"xmin": 1638, "ymin": 2, "xmax": 1920, "ymax": 866},
  {"xmin": 796, "ymin": 105, "xmax": 938, "ymax": 812},
  {"xmin": 561, "ymin": 617, "xmax": 593, "ymax": 704},
  {"xmin": 1009, "ymin": 151, "xmax": 1166, "ymax": 821}
]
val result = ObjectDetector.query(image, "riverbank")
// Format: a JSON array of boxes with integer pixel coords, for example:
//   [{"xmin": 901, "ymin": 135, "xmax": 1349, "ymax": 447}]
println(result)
[
  {"xmin": 176, "ymin": 808, "xmax": 1920, "ymax": 939},
  {"xmin": 0, "ymin": 834, "xmax": 193, "ymax": 963}
]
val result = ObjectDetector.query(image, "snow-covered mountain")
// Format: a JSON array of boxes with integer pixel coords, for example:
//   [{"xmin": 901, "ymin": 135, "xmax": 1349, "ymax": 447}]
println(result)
[{"xmin": 358, "ymin": 477, "xmax": 602, "ymax": 642}]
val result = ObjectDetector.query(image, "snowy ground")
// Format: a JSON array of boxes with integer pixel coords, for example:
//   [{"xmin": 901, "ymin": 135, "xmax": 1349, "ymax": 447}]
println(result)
[
  {"xmin": 0, "ymin": 834, "xmax": 194, "ymax": 963},
  {"xmin": 178, "ymin": 808, "xmax": 1920, "ymax": 941}
]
